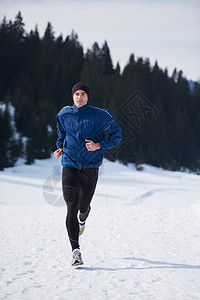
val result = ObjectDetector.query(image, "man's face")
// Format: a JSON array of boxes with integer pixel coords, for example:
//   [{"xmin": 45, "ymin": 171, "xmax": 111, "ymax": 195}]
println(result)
[{"xmin": 73, "ymin": 89, "xmax": 88, "ymax": 108}]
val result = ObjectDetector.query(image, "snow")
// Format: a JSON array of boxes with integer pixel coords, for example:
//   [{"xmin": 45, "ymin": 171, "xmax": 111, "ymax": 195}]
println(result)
[
  {"xmin": 0, "ymin": 156, "xmax": 200, "ymax": 300},
  {"xmin": 0, "ymin": 101, "xmax": 6, "ymax": 113},
  {"xmin": 0, "ymin": 101, "xmax": 20, "ymax": 141}
]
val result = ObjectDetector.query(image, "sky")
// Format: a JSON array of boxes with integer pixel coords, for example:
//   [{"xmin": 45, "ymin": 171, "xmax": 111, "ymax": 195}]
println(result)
[{"xmin": 0, "ymin": 0, "xmax": 200, "ymax": 81}]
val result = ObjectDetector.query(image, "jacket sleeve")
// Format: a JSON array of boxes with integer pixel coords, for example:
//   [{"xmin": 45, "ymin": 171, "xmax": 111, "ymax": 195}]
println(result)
[
  {"xmin": 56, "ymin": 115, "xmax": 66, "ymax": 149},
  {"xmin": 99, "ymin": 112, "xmax": 123, "ymax": 150}
]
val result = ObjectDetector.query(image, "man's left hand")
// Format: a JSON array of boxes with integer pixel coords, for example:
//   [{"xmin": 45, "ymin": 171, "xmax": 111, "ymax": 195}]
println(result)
[{"xmin": 85, "ymin": 139, "xmax": 101, "ymax": 151}]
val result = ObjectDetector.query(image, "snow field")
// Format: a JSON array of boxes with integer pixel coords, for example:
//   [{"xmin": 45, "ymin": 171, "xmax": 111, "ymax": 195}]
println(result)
[{"xmin": 0, "ymin": 157, "xmax": 200, "ymax": 299}]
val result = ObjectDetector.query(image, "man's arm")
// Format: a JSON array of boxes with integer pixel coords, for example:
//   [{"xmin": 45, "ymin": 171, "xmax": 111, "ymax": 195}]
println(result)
[
  {"xmin": 56, "ymin": 116, "xmax": 66, "ymax": 148},
  {"xmin": 54, "ymin": 115, "xmax": 65, "ymax": 158},
  {"xmin": 99, "ymin": 118, "xmax": 122, "ymax": 150}
]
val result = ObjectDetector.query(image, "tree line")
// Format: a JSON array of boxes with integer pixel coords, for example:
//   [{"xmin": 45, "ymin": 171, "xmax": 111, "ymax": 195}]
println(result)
[{"xmin": 0, "ymin": 12, "xmax": 200, "ymax": 172}]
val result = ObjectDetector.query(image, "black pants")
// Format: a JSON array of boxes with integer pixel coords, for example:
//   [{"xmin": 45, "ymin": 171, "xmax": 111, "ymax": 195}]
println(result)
[{"xmin": 62, "ymin": 167, "xmax": 99, "ymax": 251}]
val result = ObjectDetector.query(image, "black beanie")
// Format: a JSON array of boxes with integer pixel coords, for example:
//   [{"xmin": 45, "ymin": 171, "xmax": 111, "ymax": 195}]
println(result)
[{"xmin": 71, "ymin": 82, "xmax": 90, "ymax": 99}]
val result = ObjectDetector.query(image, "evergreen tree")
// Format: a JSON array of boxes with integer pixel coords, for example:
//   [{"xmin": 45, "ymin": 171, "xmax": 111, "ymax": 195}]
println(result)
[
  {"xmin": 0, "ymin": 104, "xmax": 20, "ymax": 169},
  {"xmin": 101, "ymin": 41, "xmax": 114, "ymax": 76}
]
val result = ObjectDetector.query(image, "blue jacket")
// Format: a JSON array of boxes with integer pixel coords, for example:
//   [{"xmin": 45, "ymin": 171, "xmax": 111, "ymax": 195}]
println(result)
[{"xmin": 56, "ymin": 102, "xmax": 122, "ymax": 168}]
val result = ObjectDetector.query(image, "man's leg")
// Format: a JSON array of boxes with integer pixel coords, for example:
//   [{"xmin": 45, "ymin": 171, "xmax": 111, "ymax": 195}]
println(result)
[
  {"xmin": 78, "ymin": 168, "xmax": 99, "ymax": 222},
  {"xmin": 62, "ymin": 167, "xmax": 80, "ymax": 251}
]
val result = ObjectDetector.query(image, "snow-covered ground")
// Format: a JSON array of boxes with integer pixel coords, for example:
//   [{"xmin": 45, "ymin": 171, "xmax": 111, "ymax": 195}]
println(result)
[{"xmin": 0, "ymin": 156, "xmax": 200, "ymax": 300}]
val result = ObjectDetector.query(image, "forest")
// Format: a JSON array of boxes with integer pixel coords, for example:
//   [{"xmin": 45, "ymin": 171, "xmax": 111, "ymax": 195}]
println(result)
[{"xmin": 0, "ymin": 12, "xmax": 200, "ymax": 172}]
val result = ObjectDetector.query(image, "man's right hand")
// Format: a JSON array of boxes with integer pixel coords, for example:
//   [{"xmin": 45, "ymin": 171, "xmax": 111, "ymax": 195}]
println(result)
[{"xmin": 54, "ymin": 148, "xmax": 63, "ymax": 158}]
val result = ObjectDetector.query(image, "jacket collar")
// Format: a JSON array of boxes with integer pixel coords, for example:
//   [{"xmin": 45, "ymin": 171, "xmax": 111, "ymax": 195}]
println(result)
[{"xmin": 73, "ymin": 102, "xmax": 90, "ymax": 114}]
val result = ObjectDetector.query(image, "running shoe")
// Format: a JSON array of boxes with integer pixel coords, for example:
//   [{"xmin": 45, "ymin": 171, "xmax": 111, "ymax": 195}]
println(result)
[
  {"xmin": 77, "ymin": 206, "xmax": 91, "ymax": 236},
  {"xmin": 71, "ymin": 249, "xmax": 83, "ymax": 266},
  {"xmin": 77, "ymin": 211, "xmax": 86, "ymax": 236}
]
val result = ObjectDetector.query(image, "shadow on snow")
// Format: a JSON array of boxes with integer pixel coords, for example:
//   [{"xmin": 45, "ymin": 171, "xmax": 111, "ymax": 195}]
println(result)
[{"xmin": 75, "ymin": 257, "xmax": 200, "ymax": 271}]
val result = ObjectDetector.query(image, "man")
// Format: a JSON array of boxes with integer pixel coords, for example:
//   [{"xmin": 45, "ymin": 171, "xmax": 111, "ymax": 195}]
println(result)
[{"xmin": 54, "ymin": 82, "xmax": 122, "ymax": 266}]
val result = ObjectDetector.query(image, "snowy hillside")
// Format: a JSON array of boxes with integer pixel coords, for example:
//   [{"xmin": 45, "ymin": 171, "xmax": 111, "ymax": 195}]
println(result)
[{"xmin": 0, "ymin": 157, "xmax": 200, "ymax": 300}]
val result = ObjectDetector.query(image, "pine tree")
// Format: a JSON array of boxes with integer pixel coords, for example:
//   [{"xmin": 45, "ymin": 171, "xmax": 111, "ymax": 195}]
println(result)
[{"xmin": 101, "ymin": 41, "xmax": 114, "ymax": 76}]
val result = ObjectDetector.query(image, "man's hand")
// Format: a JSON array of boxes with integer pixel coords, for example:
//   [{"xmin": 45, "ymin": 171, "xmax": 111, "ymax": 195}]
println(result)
[
  {"xmin": 54, "ymin": 148, "xmax": 63, "ymax": 158},
  {"xmin": 85, "ymin": 139, "xmax": 101, "ymax": 151}
]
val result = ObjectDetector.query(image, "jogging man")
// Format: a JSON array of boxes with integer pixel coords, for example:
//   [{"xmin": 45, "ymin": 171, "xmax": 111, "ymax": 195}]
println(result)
[{"xmin": 54, "ymin": 82, "xmax": 122, "ymax": 266}]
